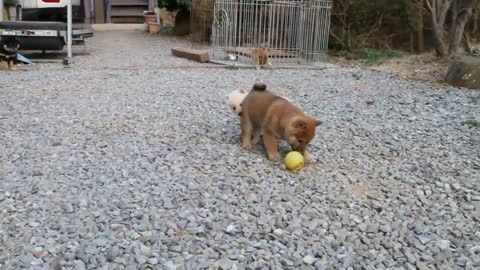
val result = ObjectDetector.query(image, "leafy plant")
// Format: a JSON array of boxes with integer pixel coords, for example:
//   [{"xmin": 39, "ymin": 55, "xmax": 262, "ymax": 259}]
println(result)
[
  {"xmin": 157, "ymin": 0, "xmax": 192, "ymax": 35},
  {"xmin": 333, "ymin": 48, "xmax": 405, "ymax": 64},
  {"xmin": 356, "ymin": 48, "xmax": 405, "ymax": 64},
  {"xmin": 158, "ymin": 0, "xmax": 191, "ymax": 12},
  {"xmin": 462, "ymin": 119, "xmax": 480, "ymax": 128}
]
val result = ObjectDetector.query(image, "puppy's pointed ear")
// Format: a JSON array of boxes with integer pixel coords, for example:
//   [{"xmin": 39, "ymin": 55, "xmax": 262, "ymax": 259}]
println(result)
[
  {"xmin": 293, "ymin": 118, "xmax": 308, "ymax": 130},
  {"xmin": 315, "ymin": 119, "xmax": 323, "ymax": 126}
]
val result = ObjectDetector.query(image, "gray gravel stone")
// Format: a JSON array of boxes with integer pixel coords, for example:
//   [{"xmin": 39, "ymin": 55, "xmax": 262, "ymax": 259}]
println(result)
[
  {"xmin": 63, "ymin": 203, "xmax": 74, "ymax": 213},
  {"xmin": 379, "ymin": 225, "xmax": 391, "ymax": 233},
  {"xmin": 416, "ymin": 261, "xmax": 430, "ymax": 270},
  {"xmin": 470, "ymin": 246, "xmax": 480, "ymax": 256},
  {"xmin": 163, "ymin": 261, "xmax": 178, "ymax": 270},
  {"xmin": 214, "ymin": 258, "xmax": 235, "ymax": 269},
  {"xmin": 366, "ymin": 224, "xmax": 379, "ymax": 233},
  {"xmin": 95, "ymin": 238, "xmax": 108, "ymax": 247},
  {"xmin": 436, "ymin": 240, "xmax": 451, "ymax": 251},
  {"xmin": 273, "ymin": 229, "xmax": 284, "ymax": 236},
  {"xmin": 225, "ymin": 224, "xmax": 236, "ymax": 234},
  {"xmin": 147, "ymin": 257, "xmax": 159, "ymax": 265},
  {"xmin": 471, "ymin": 255, "xmax": 480, "ymax": 266},
  {"xmin": 0, "ymin": 30, "xmax": 478, "ymax": 270},
  {"xmin": 85, "ymin": 245, "xmax": 97, "ymax": 255},
  {"xmin": 114, "ymin": 257, "xmax": 127, "ymax": 265},
  {"xmin": 75, "ymin": 247, "xmax": 87, "ymax": 262},
  {"xmin": 281, "ymin": 258, "xmax": 295, "ymax": 267},
  {"xmin": 358, "ymin": 223, "xmax": 368, "ymax": 232},
  {"xmin": 303, "ymin": 255, "xmax": 317, "ymax": 265},
  {"xmin": 74, "ymin": 260, "xmax": 86, "ymax": 270},
  {"xmin": 107, "ymin": 246, "xmax": 120, "ymax": 262},
  {"xmin": 314, "ymin": 260, "xmax": 327, "ymax": 270},
  {"xmin": 169, "ymin": 245, "xmax": 182, "ymax": 253},
  {"xmin": 417, "ymin": 235, "xmax": 433, "ymax": 245},
  {"xmin": 135, "ymin": 255, "xmax": 147, "ymax": 265},
  {"xmin": 163, "ymin": 199, "xmax": 174, "ymax": 209}
]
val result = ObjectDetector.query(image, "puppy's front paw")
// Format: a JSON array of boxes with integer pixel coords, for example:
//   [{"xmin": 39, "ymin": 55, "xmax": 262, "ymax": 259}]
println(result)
[
  {"xmin": 304, "ymin": 152, "xmax": 315, "ymax": 164},
  {"xmin": 242, "ymin": 142, "xmax": 252, "ymax": 151},
  {"xmin": 268, "ymin": 152, "xmax": 281, "ymax": 161}
]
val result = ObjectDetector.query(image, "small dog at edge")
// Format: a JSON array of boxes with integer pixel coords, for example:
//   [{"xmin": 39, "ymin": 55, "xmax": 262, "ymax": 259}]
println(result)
[
  {"xmin": 240, "ymin": 82, "xmax": 322, "ymax": 163},
  {"xmin": 0, "ymin": 40, "xmax": 20, "ymax": 70}
]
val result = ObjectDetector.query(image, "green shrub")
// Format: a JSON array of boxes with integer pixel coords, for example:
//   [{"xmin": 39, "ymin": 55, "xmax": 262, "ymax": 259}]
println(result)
[
  {"xmin": 158, "ymin": 0, "xmax": 191, "ymax": 12},
  {"xmin": 462, "ymin": 119, "xmax": 480, "ymax": 128},
  {"xmin": 355, "ymin": 48, "xmax": 405, "ymax": 64},
  {"xmin": 333, "ymin": 48, "xmax": 405, "ymax": 64}
]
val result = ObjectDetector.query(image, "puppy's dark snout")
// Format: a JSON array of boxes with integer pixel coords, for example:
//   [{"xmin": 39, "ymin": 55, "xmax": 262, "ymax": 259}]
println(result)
[{"xmin": 291, "ymin": 144, "xmax": 302, "ymax": 152}]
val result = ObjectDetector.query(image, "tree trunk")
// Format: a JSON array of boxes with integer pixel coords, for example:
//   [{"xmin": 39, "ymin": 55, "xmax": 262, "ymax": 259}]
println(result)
[
  {"xmin": 410, "ymin": 31, "xmax": 415, "ymax": 53},
  {"xmin": 340, "ymin": 15, "xmax": 347, "ymax": 47},
  {"xmin": 464, "ymin": 32, "xmax": 473, "ymax": 54},
  {"xmin": 431, "ymin": 17, "xmax": 448, "ymax": 56},
  {"xmin": 433, "ymin": 28, "xmax": 448, "ymax": 56},
  {"xmin": 449, "ymin": 0, "xmax": 478, "ymax": 53},
  {"xmin": 449, "ymin": 0, "xmax": 458, "ymax": 42},
  {"xmin": 416, "ymin": 0, "xmax": 425, "ymax": 52},
  {"xmin": 449, "ymin": 10, "xmax": 472, "ymax": 53},
  {"xmin": 472, "ymin": 4, "xmax": 479, "ymax": 33},
  {"xmin": 448, "ymin": 0, "xmax": 460, "ymax": 52},
  {"xmin": 426, "ymin": 0, "xmax": 454, "ymax": 57}
]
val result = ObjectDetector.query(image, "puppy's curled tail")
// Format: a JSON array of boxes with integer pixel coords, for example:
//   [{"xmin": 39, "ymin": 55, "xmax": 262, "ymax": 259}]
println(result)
[{"xmin": 252, "ymin": 83, "xmax": 267, "ymax": 91}]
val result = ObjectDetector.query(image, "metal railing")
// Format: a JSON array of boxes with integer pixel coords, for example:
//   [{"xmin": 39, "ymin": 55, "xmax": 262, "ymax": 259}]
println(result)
[{"xmin": 192, "ymin": 0, "xmax": 332, "ymax": 67}]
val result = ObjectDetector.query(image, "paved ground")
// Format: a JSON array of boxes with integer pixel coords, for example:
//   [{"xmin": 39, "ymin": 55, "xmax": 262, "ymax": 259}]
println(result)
[{"xmin": 0, "ymin": 31, "xmax": 479, "ymax": 270}]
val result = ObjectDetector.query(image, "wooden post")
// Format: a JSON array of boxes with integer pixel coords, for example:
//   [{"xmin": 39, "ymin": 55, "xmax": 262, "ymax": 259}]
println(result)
[
  {"xmin": 0, "ymin": 0, "xmax": 4, "ymax": 21},
  {"xmin": 83, "ymin": 0, "xmax": 91, "ymax": 23},
  {"xmin": 105, "ymin": 0, "xmax": 111, "ymax": 23},
  {"xmin": 95, "ymin": 0, "xmax": 105, "ymax": 23}
]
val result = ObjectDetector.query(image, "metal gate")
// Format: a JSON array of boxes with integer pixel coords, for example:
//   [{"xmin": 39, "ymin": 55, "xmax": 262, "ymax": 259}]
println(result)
[{"xmin": 209, "ymin": 0, "xmax": 332, "ymax": 66}]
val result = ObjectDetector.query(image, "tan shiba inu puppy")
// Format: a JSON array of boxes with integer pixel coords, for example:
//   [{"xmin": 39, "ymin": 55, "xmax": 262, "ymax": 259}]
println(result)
[{"xmin": 240, "ymin": 83, "xmax": 322, "ymax": 162}]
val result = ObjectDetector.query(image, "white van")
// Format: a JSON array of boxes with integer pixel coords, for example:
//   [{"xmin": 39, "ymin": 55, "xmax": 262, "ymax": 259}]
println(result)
[
  {"xmin": 12, "ymin": 0, "xmax": 84, "ymax": 22},
  {"xmin": 20, "ymin": 0, "xmax": 80, "ymax": 9}
]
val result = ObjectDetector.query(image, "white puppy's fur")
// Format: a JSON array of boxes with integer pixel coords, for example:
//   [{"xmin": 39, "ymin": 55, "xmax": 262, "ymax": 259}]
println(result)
[
  {"xmin": 227, "ymin": 89, "xmax": 248, "ymax": 115},
  {"xmin": 226, "ymin": 88, "xmax": 290, "ymax": 116}
]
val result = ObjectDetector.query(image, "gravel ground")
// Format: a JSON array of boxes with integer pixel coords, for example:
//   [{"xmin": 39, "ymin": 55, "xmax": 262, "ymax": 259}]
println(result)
[{"xmin": 1, "ymin": 31, "xmax": 479, "ymax": 270}]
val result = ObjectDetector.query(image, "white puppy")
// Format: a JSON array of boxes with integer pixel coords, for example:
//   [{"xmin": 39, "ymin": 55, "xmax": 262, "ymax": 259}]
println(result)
[
  {"xmin": 226, "ymin": 88, "xmax": 290, "ymax": 116},
  {"xmin": 227, "ymin": 89, "xmax": 248, "ymax": 116}
]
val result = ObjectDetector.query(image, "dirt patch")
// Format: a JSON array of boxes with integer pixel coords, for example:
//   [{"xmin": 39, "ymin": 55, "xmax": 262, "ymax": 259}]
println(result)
[
  {"xmin": 330, "ymin": 52, "xmax": 452, "ymax": 85},
  {"xmin": 370, "ymin": 53, "xmax": 451, "ymax": 83},
  {"xmin": 350, "ymin": 183, "xmax": 385, "ymax": 201}
]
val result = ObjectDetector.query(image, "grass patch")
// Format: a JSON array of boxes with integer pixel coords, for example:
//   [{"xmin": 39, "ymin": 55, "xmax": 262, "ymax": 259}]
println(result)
[
  {"xmin": 462, "ymin": 119, "xmax": 480, "ymax": 128},
  {"xmin": 333, "ymin": 48, "xmax": 405, "ymax": 65}
]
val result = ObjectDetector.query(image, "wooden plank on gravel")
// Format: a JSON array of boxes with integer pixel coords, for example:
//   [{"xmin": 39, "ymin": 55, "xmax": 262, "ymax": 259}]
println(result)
[{"xmin": 171, "ymin": 47, "xmax": 210, "ymax": 63}]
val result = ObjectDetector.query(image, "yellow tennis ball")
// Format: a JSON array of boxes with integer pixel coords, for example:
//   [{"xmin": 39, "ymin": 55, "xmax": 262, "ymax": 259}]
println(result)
[{"xmin": 285, "ymin": 151, "xmax": 304, "ymax": 171}]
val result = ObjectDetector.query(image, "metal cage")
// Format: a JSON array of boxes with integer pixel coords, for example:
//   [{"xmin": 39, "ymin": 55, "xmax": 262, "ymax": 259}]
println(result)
[{"xmin": 192, "ymin": 0, "xmax": 332, "ymax": 67}]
